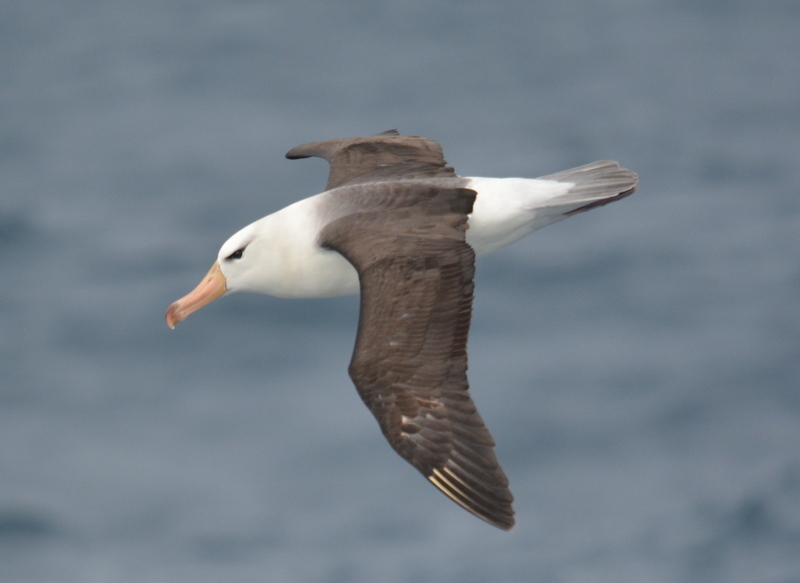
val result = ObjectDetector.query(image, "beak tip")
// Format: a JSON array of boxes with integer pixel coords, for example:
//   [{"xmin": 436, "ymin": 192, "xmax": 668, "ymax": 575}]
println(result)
[
  {"xmin": 165, "ymin": 261, "xmax": 226, "ymax": 329},
  {"xmin": 165, "ymin": 303, "xmax": 182, "ymax": 329}
]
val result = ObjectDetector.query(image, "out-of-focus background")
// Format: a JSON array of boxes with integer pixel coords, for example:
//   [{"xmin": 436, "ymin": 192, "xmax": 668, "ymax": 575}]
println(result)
[{"xmin": 2, "ymin": 2, "xmax": 799, "ymax": 582}]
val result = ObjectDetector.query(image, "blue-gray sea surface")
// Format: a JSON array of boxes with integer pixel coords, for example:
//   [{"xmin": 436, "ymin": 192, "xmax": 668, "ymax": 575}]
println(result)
[{"xmin": 2, "ymin": 1, "xmax": 799, "ymax": 582}]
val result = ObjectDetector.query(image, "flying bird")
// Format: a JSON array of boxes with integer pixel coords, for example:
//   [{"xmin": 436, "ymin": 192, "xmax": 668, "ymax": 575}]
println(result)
[{"xmin": 166, "ymin": 130, "xmax": 637, "ymax": 531}]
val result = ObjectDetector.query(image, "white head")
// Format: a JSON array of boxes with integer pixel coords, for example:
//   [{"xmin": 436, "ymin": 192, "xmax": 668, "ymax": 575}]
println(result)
[
  {"xmin": 165, "ymin": 195, "xmax": 357, "ymax": 327},
  {"xmin": 165, "ymin": 218, "xmax": 275, "ymax": 328},
  {"xmin": 216, "ymin": 222, "xmax": 260, "ymax": 293}
]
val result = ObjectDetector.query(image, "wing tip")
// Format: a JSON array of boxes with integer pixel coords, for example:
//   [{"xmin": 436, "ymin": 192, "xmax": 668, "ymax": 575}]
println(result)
[
  {"xmin": 428, "ymin": 467, "xmax": 515, "ymax": 531},
  {"xmin": 285, "ymin": 146, "xmax": 312, "ymax": 160},
  {"xmin": 285, "ymin": 129, "xmax": 401, "ymax": 160}
]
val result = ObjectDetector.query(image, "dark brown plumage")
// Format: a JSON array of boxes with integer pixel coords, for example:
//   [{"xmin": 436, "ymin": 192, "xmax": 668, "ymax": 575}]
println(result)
[
  {"xmin": 286, "ymin": 129, "xmax": 458, "ymax": 190},
  {"xmin": 320, "ymin": 183, "xmax": 514, "ymax": 530},
  {"xmin": 289, "ymin": 131, "xmax": 515, "ymax": 529}
]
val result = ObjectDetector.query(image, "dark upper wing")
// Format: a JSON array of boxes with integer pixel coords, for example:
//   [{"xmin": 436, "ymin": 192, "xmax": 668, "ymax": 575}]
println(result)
[
  {"xmin": 319, "ymin": 181, "xmax": 514, "ymax": 531},
  {"xmin": 285, "ymin": 130, "xmax": 458, "ymax": 191}
]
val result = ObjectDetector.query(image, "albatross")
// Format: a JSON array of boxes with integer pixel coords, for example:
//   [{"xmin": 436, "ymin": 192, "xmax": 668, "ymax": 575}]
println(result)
[{"xmin": 166, "ymin": 130, "xmax": 637, "ymax": 531}]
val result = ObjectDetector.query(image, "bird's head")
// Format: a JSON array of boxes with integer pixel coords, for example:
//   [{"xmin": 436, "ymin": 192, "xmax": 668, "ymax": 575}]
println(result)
[{"xmin": 165, "ymin": 222, "xmax": 262, "ymax": 328}]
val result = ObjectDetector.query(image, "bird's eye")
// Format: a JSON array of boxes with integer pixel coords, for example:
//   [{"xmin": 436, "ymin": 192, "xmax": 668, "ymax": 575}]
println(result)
[{"xmin": 226, "ymin": 248, "xmax": 245, "ymax": 260}]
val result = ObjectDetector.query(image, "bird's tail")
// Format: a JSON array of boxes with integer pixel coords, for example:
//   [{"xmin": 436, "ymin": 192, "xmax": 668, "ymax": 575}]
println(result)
[{"xmin": 536, "ymin": 160, "xmax": 638, "ymax": 214}]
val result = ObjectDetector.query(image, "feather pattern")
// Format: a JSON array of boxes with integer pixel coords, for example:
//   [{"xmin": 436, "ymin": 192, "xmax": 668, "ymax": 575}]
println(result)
[{"xmin": 319, "ymin": 180, "xmax": 515, "ymax": 530}]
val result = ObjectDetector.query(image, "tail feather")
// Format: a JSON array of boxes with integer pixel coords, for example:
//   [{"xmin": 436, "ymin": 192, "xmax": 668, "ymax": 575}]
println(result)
[
  {"xmin": 464, "ymin": 161, "xmax": 637, "ymax": 256},
  {"xmin": 538, "ymin": 161, "xmax": 638, "ymax": 209}
]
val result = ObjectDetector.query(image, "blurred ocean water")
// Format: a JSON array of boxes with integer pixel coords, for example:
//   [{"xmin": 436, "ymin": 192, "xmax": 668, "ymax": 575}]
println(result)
[{"xmin": 2, "ymin": 1, "xmax": 799, "ymax": 582}]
